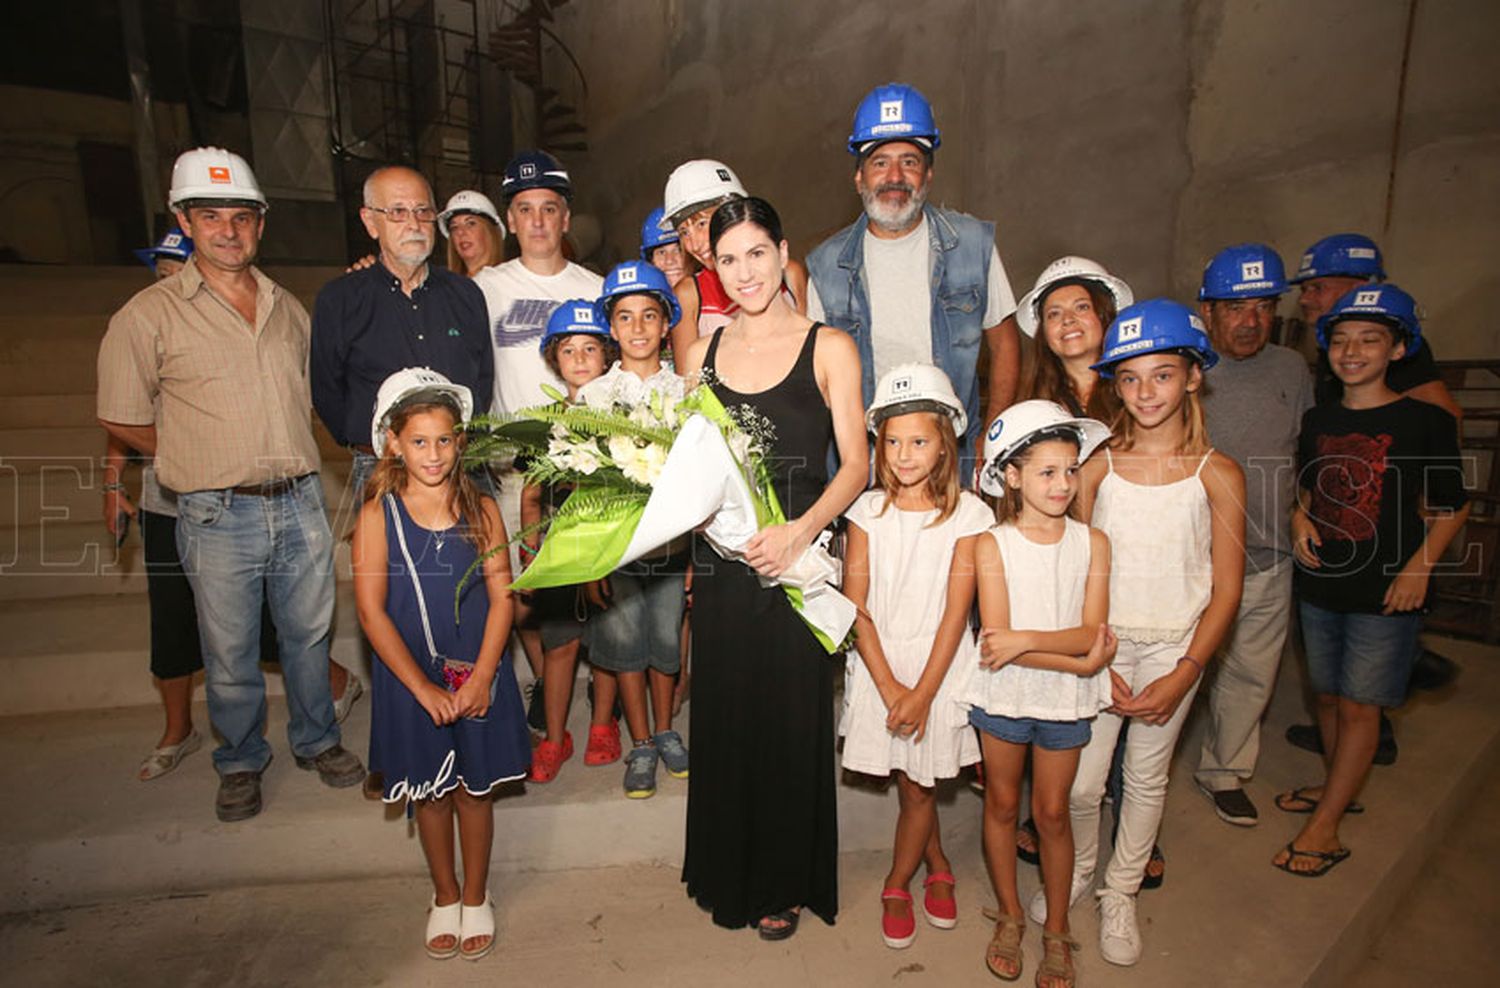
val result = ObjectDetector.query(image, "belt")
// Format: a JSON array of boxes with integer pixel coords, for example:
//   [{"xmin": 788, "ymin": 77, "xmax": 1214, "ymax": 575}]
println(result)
[{"xmin": 231, "ymin": 476, "xmax": 302, "ymax": 497}]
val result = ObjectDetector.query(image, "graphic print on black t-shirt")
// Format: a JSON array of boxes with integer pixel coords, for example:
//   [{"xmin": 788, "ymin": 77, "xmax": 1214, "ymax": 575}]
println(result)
[
  {"xmin": 1309, "ymin": 431, "xmax": 1393, "ymax": 543},
  {"xmin": 493, "ymin": 298, "xmax": 562, "ymax": 349}
]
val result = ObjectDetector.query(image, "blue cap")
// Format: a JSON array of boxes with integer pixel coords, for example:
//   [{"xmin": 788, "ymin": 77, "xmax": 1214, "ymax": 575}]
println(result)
[
  {"xmin": 1092, "ymin": 298, "xmax": 1220, "ymax": 379},
  {"xmin": 500, "ymin": 150, "xmax": 572, "ymax": 203},
  {"xmin": 595, "ymin": 260, "xmax": 682, "ymax": 328},
  {"xmin": 132, "ymin": 228, "xmax": 193, "ymax": 271},
  {"xmin": 539, "ymin": 299, "xmax": 611, "ymax": 354},
  {"xmin": 1198, "ymin": 243, "xmax": 1288, "ymax": 300},
  {"xmin": 1315, "ymin": 283, "xmax": 1422, "ymax": 355},
  {"xmin": 848, "ymin": 83, "xmax": 941, "ymax": 156},
  {"xmin": 639, "ymin": 206, "xmax": 678, "ymax": 259},
  {"xmin": 1291, "ymin": 233, "xmax": 1385, "ymax": 284}
]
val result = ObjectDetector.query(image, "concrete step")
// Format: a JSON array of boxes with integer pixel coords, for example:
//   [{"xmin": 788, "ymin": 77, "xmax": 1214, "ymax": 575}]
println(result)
[
  {"xmin": 0, "ymin": 361, "xmax": 99, "ymax": 396},
  {"xmin": 1, "ymin": 637, "xmax": 1497, "ymax": 988},
  {"xmin": 0, "ymin": 392, "xmax": 97, "ymax": 429}
]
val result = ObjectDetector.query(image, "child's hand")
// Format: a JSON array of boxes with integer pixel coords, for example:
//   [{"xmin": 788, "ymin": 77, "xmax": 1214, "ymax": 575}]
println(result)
[
  {"xmin": 585, "ymin": 577, "xmax": 613, "ymax": 610},
  {"xmin": 1105, "ymin": 668, "xmax": 1133, "ymax": 713},
  {"xmin": 885, "ymin": 688, "xmax": 934, "ymax": 742},
  {"xmin": 672, "ymin": 669, "xmax": 690, "ymax": 716},
  {"xmin": 1115, "ymin": 664, "xmax": 1196, "ymax": 726},
  {"xmin": 1292, "ymin": 509, "xmax": 1322, "ymax": 568},
  {"xmin": 453, "ymin": 672, "xmax": 494, "ymax": 719},
  {"xmin": 876, "ymin": 679, "xmax": 910, "ymax": 713},
  {"xmin": 1082, "ymin": 624, "xmax": 1118, "ymax": 675},
  {"xmin": 978, "ymin": 628, "xmax": 1026, "ymax": 670},
  {"xmin": 417, "ymin": 683, "xmax": 459, "ymax": 726},
  {"xmin": 1382, "ymin": 562, "xmax": 1431, "ymax": 614}
]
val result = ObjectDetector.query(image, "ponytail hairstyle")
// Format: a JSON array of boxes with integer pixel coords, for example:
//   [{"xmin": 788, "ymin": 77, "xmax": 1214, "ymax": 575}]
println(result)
[
  {"xmin": 989, "ymin": 428, "xmax": 1084, "ymax": 526},
  {"xmin": 362, "ymin": 396, "xmax": 493, "ymax": 554},
  {"xmin": 872, "ymin": 411, "xmax": 961, "ymax": 526}
]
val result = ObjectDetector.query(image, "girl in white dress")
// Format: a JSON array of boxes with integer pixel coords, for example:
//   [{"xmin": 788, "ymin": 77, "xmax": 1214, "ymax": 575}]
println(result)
[
  {"xmin": 840, "ymin": 363, "xmax": 991, "ymax": 951},
  {"xmin": 969, "ymin": 400, "xmax": 1115, "ymax": 987}
]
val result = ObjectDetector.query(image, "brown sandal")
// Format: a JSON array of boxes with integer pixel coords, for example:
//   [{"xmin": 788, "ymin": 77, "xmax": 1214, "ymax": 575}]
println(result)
[
  {"xmin": 1036, "ymin": 929, "xmax": 1079, "ymax": 988},
  {"xmin": 985, "ymin": 912, "xmax": 1024, "ymax": 980}
]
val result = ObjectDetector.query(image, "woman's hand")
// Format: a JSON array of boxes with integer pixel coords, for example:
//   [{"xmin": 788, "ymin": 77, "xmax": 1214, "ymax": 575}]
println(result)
[
  {"xmin": 1382, "ymin": 561, "xmax": 1431, "ymax": 614},
  {"xmin": 744, "ymin": 522, "xmax": 811, "ymax": 579},
  {"xmin": 1082, "ymin": 624, "xmax": 1118, "ymax": 674},
  {"xmin": 1291, "ymin": 508, "xmax": 1322, "ymax": 568},
  {"xmin": 1105, "ymin": 668, "xmax": 1133, "ymax": 713},
  {"xmin": 417, "ymin": 682, "xmax": 459, "ymax": 726},
  {"xmin": 453, "ymin": 671, "xmax": 494, "ymax": 719},
  {"xmin": 885, "ymin": 688, "xmax": 934, "ymax": 742},
  {"xmin": 978, "ymin": 628, "xmax": 1028, "ymax": 670},
  {"xmin": 1115, "ymin": 664, "xmax": 1197, "ymax": 726}
]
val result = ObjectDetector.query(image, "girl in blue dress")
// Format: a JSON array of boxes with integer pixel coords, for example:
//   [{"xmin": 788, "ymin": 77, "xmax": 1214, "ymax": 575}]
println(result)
[{"xmin": 352, "ymin": 368, "xmax": 530, "ymax": 962}]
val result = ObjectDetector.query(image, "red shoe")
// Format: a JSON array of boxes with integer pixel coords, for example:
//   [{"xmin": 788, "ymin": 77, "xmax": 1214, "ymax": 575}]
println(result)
[
  {"xmin": 922, "ymin": 871, "xmax": 958, "ymax": 929},
  {"xmin": 584, "ymin": 722, "xmax": 622, "ymax": 766},
  {"xmin": 881, "ymin": 888, "xmax": 916, "ymax": 948},
  {"xmin": 528, "ymin": 732, "xmax": 573, "ymax": 783}
]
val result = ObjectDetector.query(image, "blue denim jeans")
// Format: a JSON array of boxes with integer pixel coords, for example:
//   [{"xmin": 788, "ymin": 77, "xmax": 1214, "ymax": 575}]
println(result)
[
  {"xmin": 175, "ymin": 474, "xmax": 339, "ymax": 775},
  {"xmin": 1299, "ymin": 601, "xmax": 1421, "ymax": 708}
]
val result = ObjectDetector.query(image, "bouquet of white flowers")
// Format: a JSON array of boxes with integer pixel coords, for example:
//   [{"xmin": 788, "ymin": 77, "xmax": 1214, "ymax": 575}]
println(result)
[{"xmin": 465, "ymin": 380, "xmax": 854, "ymax": 653}]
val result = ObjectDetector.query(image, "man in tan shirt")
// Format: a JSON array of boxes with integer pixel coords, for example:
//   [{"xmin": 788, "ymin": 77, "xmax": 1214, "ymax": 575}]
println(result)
[{"xmin": 98, "ymin": 147, "xmax": 364, "ymax": 822}]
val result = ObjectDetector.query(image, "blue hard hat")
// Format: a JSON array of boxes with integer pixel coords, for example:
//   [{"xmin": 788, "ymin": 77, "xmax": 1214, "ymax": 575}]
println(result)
[
  {"xmin": 132, "ymin": 227, "xmax": 193, "ymax": 271},
  {"xmin": 539, "ymin": 298, "xmax": 612, "ymax": 354},
  {"xmin": 1198, "ymin": 243, "xmax": 1288, "ymax": 300},
  {"xmin": 1092, "ymin": 298, "xmax": 1220, "ymax": 379},
  {"xmin": 1291, "ymin": 233, "xmax": 1386, "ymax": 284},
  {"xmin": 639, "ymin": 206, "xmax": 678, "ymax": 259},
  {"xmin": 595, "ymin": 261, "xmax": 682, "ymax": 328},
  {"xmin": 1314, "ymin": 283, "xmax": 1422, "ymax": 355},
  {"xmin": 847, "ymin": 83, "xmax": 941, "ymax": 156},
  {"xmin": 500, "ymin": 150, "xmax": 572, "ymax": 203}
]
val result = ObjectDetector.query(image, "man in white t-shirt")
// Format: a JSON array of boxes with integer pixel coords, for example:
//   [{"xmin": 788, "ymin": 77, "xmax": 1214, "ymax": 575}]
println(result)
[
  {"xmin": 473, "ymin": 150, "xmax": 602, "ymax": 714},
  {"xmin": 806, "ymin": 83, "xmax": 1019, "ymax": 464}
]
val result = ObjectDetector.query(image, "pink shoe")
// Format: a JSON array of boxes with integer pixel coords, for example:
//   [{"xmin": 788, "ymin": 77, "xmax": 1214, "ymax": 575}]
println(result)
[
  {"xmin": 922, "ymin": 871, "xmax": 958, "ymax": 929},
  {"xmin": 881, "ymin": 888, "xmax": 916, "ymax": 949},
  {"xmin": 584, "ymin": 722, "xmax": 622, "ymax": 766},
  {"xmin": 528, "ymin": 732, "xmax": 573, "ymax": 783}
]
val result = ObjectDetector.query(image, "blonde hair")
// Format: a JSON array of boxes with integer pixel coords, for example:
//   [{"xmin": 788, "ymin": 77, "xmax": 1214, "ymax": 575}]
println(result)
[
  {"xmin": 1108, "ymin": 355, "xmax": 1210, "ymax": 455},
  {"xmin": 872, "ymin": 411, "xmax": 960, "ymax": 526},
  {"xmin": 362, "ymin": 399, "xmax": 493, "ymax": 553},
  {"xmin": 445, "ymin": 215, "xmax": 506, "ymax": 275}
]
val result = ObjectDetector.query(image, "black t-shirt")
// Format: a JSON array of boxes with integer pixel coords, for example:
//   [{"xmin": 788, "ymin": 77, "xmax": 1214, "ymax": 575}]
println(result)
[
  {"xmin": 1294, "ymin": 397, "xmax": 1466, "ymax": 613},
  {"xmin": 1314, "ymin": 336, "xmax": 1441, "ymax": 405}
]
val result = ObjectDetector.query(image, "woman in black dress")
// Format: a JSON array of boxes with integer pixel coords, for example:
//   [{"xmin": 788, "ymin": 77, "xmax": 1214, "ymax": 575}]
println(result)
[{"xmin": 678, "ymin": 198, "xmax": 868, "ymax": 939}]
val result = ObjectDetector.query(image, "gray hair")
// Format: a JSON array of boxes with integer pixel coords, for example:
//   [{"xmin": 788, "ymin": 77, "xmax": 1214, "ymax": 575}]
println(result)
[{"xmin": 362, "ymin": 165, "xmax": 432, "ymax": 208}]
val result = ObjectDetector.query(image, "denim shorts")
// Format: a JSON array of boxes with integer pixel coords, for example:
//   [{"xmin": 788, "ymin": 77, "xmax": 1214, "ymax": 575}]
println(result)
[
  {"xmin": 583, "ymin": 563, "xmax": 686, "ymax": 674},
  {"xmin": 1299, "ymin": 600, "xmax": 1421, "ymax": 707},
  {"xmin": 968, "ymin": 708, "xmax": 1092, "ymax": 751}
]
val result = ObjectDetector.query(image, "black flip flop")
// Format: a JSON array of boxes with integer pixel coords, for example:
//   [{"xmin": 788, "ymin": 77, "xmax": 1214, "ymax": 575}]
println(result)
[
  {"xmin": 757, "ymin": 909, "xmax": 800, "ymax": 941},
  {"xmin": 1275, "ymin": 786, "xmax": 1364, "ymax": 815},
  {"xmin": 1273, "ymin": 842, "xmax": 1351, "ymax": 878}
]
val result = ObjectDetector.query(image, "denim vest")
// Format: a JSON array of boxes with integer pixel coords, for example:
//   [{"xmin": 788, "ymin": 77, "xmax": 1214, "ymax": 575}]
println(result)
[{"xmin": 806, "ymin": 205, "xmax": 994, "ymax": 453}]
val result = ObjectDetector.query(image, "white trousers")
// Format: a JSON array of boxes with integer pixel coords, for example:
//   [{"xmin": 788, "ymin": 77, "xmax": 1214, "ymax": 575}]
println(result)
[
  {"xmin": 1070, "ymin": 634, "xmax": 1201, "ymax": 895},
  {"xmin": 1195, "ymin": 559, "xmax": 1294, "ymax": 790}
]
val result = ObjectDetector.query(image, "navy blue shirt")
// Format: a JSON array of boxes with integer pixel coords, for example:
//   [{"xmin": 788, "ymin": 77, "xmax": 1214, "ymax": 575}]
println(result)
[{"xmin": 311, "ymin": 262, "xmax": 493, "ymax": 447}]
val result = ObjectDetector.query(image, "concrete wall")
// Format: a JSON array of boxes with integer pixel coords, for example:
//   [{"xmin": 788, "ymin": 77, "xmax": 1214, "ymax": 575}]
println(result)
[{"xmin": 548, "ymin": 0, "xmax": 1500, "ymax": 359}]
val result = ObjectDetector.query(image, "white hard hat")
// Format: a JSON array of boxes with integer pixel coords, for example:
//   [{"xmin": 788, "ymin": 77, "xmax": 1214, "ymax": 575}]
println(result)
[
  {"xmin": 866, "ymin": 362, "xmax": 967, "ymax": 436},
  {"xmin": 1015, "ymin": 256, "xmax": 1133, "ymax": 338},
  {"xmin": 370, "ymin": 367, "xmax": 474, "ymax": 456},
  {"xmin": 978, "ymin": 399, "xmax": 1111, "ymax": 497},
  {"xmin": 663, "ymin": 159, "xmax": 746, "ymax": 228},
  {"xmin": 437, "ymin": 190, "xmax": 505, "ymax": 238},
  {"xmin": 168, "ymin": 147, "xmax": 268, "ymax": 211}
]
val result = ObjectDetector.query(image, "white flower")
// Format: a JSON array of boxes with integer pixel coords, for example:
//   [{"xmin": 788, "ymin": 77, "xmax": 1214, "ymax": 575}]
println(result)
[
  {"xmin": 726, "ymin": 430, "xmax": 752, "ymax": 466},
  {"xmin": 621, "ymin": 441, "xmax": 668, "ymax": 486},
  {"xmin": 550, "ymin": 434, "xmax": 603, "ymax": 475},
  {"xmin": 607, "ymin": 433, "xmax": 638, "ymax": 468}
]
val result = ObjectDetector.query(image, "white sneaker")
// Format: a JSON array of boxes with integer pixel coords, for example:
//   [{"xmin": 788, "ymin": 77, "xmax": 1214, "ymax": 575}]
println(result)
[
  {"xmin": 1026, "ymin": 870, "xmax": 1093, "ymax": 926},
  {"xmin": 1096, "ymin": 887, "xmax": 1142, "ymax": 966},
  {"xmin": 332, "ymin": 676, "xmax": 364, "ymax": 724}
]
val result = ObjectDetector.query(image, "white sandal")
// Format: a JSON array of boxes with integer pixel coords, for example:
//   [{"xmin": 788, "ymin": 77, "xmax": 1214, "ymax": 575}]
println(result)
[
  {"xmin": 138, "ymin": 729, "xmax": 202, "ymax": 781},
  {"xmin": 459, "ymin": 892, "xmax": 495, "ymax": 961},
  {"xmin": 425, "ymin": 896, "xmax": 462, "ymax": 960}
]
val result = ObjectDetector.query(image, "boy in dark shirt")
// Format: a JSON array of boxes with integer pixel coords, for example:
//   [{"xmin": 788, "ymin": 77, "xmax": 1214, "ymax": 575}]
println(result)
[{"xmin": 1275, "ymin": 285, "xmax": 1469, "ymax": 877}]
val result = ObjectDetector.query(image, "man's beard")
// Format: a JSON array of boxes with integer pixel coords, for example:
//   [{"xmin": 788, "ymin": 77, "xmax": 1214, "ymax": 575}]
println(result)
[
  {"xmin": 861, "ymin": 180, "xmax": 928, "ymax": 234},
  {"xmin": 390, "ymin": 234, "xmax": 432, "ymax": 266}
]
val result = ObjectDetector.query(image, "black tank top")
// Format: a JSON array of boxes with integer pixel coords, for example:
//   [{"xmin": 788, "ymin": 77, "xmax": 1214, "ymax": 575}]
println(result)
[{"xmin": 704, "ymin": 324, "xmax": 832, "ymax": 519}]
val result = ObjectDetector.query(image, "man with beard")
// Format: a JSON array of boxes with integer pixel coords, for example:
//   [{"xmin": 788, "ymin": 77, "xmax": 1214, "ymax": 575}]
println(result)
[
  {"xmin": 312, "ymin": 165, "xmax": 494, "ymax": 502},
  {"xmin": 806, "ymin": 83, "xmax": 1019, "ymax": 463},
  {"xmin": 1191, "ymin": 244, "xmax": 1314, "ymax": 827}
]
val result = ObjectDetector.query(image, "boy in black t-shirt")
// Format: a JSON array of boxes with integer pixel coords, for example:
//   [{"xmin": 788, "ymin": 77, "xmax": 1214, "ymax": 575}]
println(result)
[{"xmin": 1276, "ymin": 284, "xmax": 1469, "ymax": 877}]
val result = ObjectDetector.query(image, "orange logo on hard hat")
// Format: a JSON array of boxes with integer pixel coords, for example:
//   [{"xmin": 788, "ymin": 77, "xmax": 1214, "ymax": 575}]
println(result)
[{"xmin": 208, "ymin": 166, "xmax": 231, "ymax": 183}]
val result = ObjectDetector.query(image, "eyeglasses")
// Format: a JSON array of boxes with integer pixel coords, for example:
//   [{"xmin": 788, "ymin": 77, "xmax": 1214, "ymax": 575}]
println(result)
[{"xmin": 367, "ymin": 205, "xmax": 437, "ymax": 224}]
